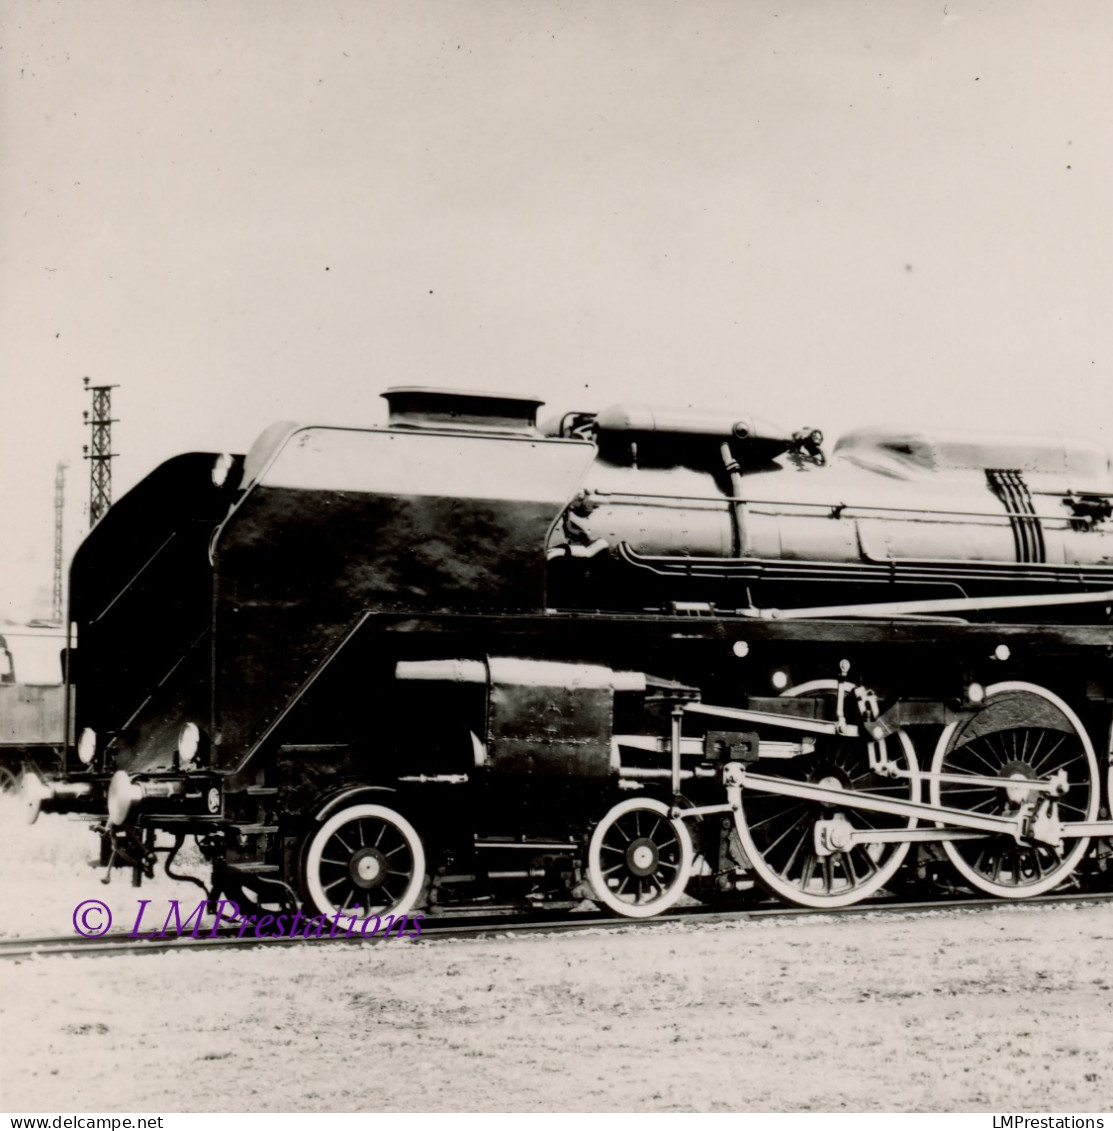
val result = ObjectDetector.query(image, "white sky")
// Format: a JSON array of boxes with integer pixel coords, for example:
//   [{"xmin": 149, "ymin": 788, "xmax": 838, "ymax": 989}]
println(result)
[{"xmin": 2, "ymin": 0, "xmax": 1112, "ymax": 620}]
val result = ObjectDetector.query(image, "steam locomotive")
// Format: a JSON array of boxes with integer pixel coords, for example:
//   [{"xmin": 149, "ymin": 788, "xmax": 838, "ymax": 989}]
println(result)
[{"xmin": 24, "ymin": 387, "xmax": 1113, "ymax": 916}]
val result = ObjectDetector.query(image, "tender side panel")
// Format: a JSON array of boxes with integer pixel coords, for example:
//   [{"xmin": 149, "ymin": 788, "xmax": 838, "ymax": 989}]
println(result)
[{"xmin": 212, "ymin": 428, "xmax": 595, "ymax": 764}]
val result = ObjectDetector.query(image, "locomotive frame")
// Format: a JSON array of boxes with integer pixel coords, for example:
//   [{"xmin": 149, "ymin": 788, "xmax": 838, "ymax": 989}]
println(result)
[{"xmin": 24, "ymin": 387, "xmax": 1113, "ymax": 919}]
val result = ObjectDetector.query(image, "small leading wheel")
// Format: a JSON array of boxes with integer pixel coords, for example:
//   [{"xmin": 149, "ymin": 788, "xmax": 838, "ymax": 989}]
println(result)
[
  {"xmin": 587, "ymin": 797, "xmax": 694, "ymax": 918},
  {"xmin": 733, "ymin": 681, "xmax": 921, "ymax": 909},
  {"xmin": 302, "ymin": 803, "xmax": 426, "ymax": 918},
  {"xmin": 930, "ymin": 681, "xmax": 1099, "ymax": 898}
]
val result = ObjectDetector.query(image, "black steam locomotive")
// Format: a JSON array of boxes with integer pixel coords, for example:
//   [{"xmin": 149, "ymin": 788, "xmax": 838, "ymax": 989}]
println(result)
[{"xmin": 25, "ymin": 387, "xmax": 1113, "ymax": 915}]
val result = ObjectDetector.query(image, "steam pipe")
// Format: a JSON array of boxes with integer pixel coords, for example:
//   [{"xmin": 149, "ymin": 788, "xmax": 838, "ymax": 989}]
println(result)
[{"xmin": 720, "ymin": 442, "xmax": 749, "ymax": 557}]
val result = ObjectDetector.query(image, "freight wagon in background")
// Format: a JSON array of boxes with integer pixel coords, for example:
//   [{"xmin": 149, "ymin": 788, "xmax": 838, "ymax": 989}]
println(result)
[
  {"xmin": 0, "ymin": 623, "xmax": 66, "ymax": 793},
  {"xmin": 23, "ymin": 387, "xmax": 1113, "ymax": 917}
]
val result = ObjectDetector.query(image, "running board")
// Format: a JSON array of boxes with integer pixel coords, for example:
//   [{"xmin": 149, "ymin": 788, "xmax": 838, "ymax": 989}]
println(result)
[{"xmin": 752, "ymin": 587, "xmax": 1113, "ymax": 622}]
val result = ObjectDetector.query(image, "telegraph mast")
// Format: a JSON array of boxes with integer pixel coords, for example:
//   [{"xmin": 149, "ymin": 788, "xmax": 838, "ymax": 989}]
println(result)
[
  {"xmin": 52, "ymin": 461, "xmax": 67, "ymax": 623},
  {"xmin": 82, "ymin": 378, "xmax": 117, "ymax": 527}
]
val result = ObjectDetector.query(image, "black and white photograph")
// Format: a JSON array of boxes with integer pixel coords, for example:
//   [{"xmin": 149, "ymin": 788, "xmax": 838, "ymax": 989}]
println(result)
[{"xmin": 1, "ymin": 0, "xmax": 1112, "ymax": 1119}]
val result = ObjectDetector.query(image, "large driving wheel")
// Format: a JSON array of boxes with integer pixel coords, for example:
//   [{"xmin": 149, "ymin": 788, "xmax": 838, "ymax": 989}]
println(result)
[
  {"xmin": 733, "ymin": 681, "xmax": 921, "ymax": 908},
  {"xmin": 930, "ymin": 681, "xmax": 1098, "ymax": 898},
  {"xmin": 587, "ymin": 797, "xmax": 694, "ymax": 918},
  {"xmin": 302, "ymin": 803, "xmax": 426, "ymax": 918}
]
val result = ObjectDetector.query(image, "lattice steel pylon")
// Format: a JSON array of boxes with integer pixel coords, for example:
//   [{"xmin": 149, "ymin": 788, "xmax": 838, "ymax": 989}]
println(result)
[
  {"xmin": 83, "ymin": 377, "xmax": 118, "ymax": 527},
  {"xmin": 52, "ymin": 461, "xmax": 67, "ymax": 623}
]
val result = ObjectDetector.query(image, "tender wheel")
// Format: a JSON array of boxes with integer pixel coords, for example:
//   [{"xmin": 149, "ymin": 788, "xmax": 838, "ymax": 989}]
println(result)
[
  {"xmin": 302, "ymin": 803, "xmax": 426, "ymax": 918},
  {"xmin": 930, "ymin": 681, "xmax": 1098, "ymax": 898},
  {"xmin": 733, "ymin": 681, "xmax": 921, "ymax": 909},
  {"xmin": 587, "ymin": 797, "xmax": 694, "ymax": 918}
]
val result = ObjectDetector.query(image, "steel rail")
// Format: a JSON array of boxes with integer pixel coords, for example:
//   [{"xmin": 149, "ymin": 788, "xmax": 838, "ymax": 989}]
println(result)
[{"xmin": 6, "ymin": 890, "xmax": 1113, "ymax": 961}]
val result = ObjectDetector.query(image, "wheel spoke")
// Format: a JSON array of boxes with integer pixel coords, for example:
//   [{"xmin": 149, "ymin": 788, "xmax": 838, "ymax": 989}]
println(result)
[
  {"xmin": 851, "ymin": 846, "xmax": 878, "ymax": 877},
  {"xmin": 764, "ymin": 811, "xmax": 814, "ymax": 862},
  {"xmin": 954, "ymin": 745, "xmax": 1001, "ymax": 776},
  {"xmin": 849, "ymin": 809, "xmax": 884, "ymax": 831},
  {"xmin": 951, "ymin": 796, "xmax": 1000, "ymax": 814},
  {"xmin": 1039, "ymin": 754, "xmax": 1083, "ymax": 778},
  {"xmin": 1032, "ymin": 735, "xmax": 1067, "ymax": 772},
  {"xmin": 798, "ymin": 852, "xmax": 817, "ymax": 890},
  {"xmin": 779, "ymin": 823, "xmax": 813, "ymax": 880},
  {"xmin": 748, "ymin": 802, "xmax": 808, "ymax": 831}
]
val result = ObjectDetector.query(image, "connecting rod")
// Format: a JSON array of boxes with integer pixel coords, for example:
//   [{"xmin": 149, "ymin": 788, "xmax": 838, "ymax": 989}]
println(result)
[{"xmin": 725, "ymin": 766, "xmax": 1063, "ymax": 845}]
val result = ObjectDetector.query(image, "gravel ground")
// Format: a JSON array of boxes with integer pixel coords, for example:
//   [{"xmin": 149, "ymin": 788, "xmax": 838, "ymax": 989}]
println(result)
[{"xmin": 3, "ymin": 803, "xmax": 1113, "ymax": 1113}]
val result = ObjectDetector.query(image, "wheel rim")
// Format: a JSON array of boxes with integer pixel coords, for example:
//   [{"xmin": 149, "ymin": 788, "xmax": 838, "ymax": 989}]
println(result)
[
  {"xmin": 303, "ymin": 803, "xmax": 426, "ymax": 918},
  {"xmin": 930, "ymin": 681, "xmax": 1097, "ymax": 898},
  {"xmin": 733, "ymin": 681, "xmax": 920, "ymax": 909},
  {"xmin": 587, "ymin": 797, "xmax": 694, "ymax": 918}
]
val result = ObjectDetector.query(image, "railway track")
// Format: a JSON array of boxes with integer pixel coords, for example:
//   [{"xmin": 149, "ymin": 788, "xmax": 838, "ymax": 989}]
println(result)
[{"xmin": 4, "ymin": 887, "xmax": 1113, "ymax": 961}]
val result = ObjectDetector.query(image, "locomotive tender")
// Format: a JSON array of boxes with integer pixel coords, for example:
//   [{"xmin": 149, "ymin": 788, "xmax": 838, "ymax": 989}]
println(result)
[{"xmin": 24, "ymin": 387, "xmax": 1113, "ymax": 915}]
